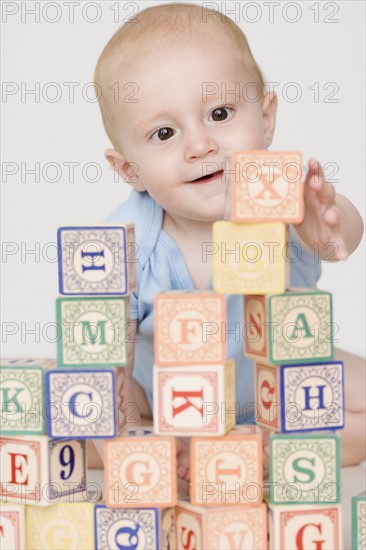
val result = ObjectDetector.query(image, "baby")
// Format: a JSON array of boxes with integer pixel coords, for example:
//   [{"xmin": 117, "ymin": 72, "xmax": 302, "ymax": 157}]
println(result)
[{"xmin": 92, "ymin": 2, "xmax": 365, "ymax": 476}]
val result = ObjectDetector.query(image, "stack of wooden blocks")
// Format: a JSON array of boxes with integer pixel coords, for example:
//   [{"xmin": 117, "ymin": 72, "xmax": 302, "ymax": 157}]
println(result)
[
  {"xmin": 0, "ymin": 152, "xmax": 364, "ymax": 548},
  {"xmin": 218, "ymin": 150, "xmax": 345, "ymax": 548}
]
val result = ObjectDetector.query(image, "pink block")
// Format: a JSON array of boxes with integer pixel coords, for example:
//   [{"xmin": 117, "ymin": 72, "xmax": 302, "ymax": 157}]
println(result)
[
  {"xmin": 104, "ymin": 436, "xmax": 177, "ymax": 508},
  {"xmin": 154, "ymin": 291, "xmax": 226, "ymax": 366}
]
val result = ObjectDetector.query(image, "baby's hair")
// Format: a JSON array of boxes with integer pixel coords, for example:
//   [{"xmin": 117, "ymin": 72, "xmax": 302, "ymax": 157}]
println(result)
[{"xmin": 94, "ymin": 2, "xmax": 266, "ymax": 148}]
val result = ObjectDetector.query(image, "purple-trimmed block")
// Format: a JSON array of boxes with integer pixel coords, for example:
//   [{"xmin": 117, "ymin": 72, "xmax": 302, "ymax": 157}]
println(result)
[
  {"xmin": 57, "ymin": 225, "xmax": 136, "ymax": 295},
  {"xmin": 46, "ymin": 368, "xmax": 121, "ymax": 439},
  {"xmin": 255, "ymin": 361, "xmax": 344, "ymax": 433},
  {"xmin": 94, "ymin": 504, "xmax": 174, "ymax": 550}
]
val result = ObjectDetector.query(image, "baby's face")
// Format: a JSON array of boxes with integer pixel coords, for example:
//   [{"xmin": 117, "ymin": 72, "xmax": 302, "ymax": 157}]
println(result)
[{"xmin": 111, "ymin": 37, "xmax": 275, "ymax": 223}]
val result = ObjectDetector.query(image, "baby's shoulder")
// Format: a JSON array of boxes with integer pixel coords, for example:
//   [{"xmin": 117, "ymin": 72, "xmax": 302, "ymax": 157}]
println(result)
[{"xmin": 106, "ymin": 190, "xmax": 163, "ymax": 270}]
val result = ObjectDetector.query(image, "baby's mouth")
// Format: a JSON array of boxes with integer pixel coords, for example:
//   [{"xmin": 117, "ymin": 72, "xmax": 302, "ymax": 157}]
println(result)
[{"xmin": 188, "ymin": 169, "xmax": 224, "ymax": 183}]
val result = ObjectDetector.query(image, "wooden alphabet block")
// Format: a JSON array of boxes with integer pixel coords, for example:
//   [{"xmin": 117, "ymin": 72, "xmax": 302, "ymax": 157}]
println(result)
[
  {"xmin": 153, "ymin": 360, "xmax": 235, "ymax": 436},
  {"xmin": 255, "ymin": 361, "xmax": 344, "ymax": 432},
  {"xmin": 0, "ymin": 435, "xmax": 86, "ymax": 505},
  {"xmin": 175, "ymin": 497, "xmax": 267, "ymax": 549},
  {"xmin": 154, "ymin": 291, "xmax": 226, "ymax": 366},
  {"xmin": 190, "ymin": 434, "xmax": 262, "ymax": 506},
  {"xmin": 57, "ymin": 224, "xmax": 136, "ymax": 295},
  {"xmin": 225, "ymin": 150, "xmax": 304, "ymax": 223},
  {"xmin": 46, "ymin": 368, "xmax": 121, "ymax": 438},
  {"xmin": 230, "ymin": 424, "xmax": 271, "ymax": 479},
  {"xmin": 104, "ymin": 435, "xmax": 177, "ymax": 508},
  {"xmin": 244, "ymin": 290, "xmax": 333, "ymax": 363},
  {"xmin": 0, "ymin": 358, "xmax": 55, "ymax": 368},
  {"xmin": 94, "ymin": 504, "xmax": 174, "ymax": 550},
  {"xmin": 0, "ymin": 504, "xmax": 25, "ymax": 550},
  {"xmin": 26, "ymin": 502, "xmax": 95, "ymax": 549},
  {"xmin": 56, "ymin": 296, "xmax": 130, "ymax": 367},
  {"xmin": 269, "ymin": 433, "xmax": 340, "ymax": 505},
  {"xmin": 213, "ymin": 221, "xmax": 288, "ymax": 294},
  {"xmin": 1, "ymin": 365, "xmax": 46, "ymax": 436},
  {"xmin": 352, "ymin": 492, "xmax": 366, "ymax": 550},
  {"xmin": 268, "ymin": 503, "xmax": 342, "ymax": 550}
]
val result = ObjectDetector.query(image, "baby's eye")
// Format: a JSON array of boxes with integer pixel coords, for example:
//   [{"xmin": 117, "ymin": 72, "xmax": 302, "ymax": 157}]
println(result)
[
  {"xmin": 210, "ymin": 106, "xmax": 234, "ymax": 122},
  {"xmin": 150, "ymin": 127, "xmax": 175, "ymax": 142}
]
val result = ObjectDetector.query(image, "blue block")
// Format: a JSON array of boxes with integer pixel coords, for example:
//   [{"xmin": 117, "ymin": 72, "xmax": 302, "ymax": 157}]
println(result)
[
  {"xmin": 255, "ymin": 361, "xmax": 344, "ymax": 433},
  {"xmin": 94, "ymin": 505, "xmax": 175, "ymax": 550},
  {"xmin": 46, "ymin": 369, "xmax": 117, "ymax": 438},
  {"xmin": 57, "ymin": 225, "xmax": 135, "ymax": 295}
]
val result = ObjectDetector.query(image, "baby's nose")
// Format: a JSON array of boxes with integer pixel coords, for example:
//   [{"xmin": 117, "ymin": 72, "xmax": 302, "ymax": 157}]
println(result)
[{"xmin": 184, "ymin": 126, "xmax": 218, "ymax": 160}]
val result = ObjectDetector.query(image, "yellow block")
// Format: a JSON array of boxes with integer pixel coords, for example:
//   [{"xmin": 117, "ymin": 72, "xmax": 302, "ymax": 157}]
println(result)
[
  {"xmin": 26, "ymin": 502, "xmax": 94, "ymax": 549},
  {"xmin": 213, "ymin": 221, "xmax": 288, "ymax": 294}
]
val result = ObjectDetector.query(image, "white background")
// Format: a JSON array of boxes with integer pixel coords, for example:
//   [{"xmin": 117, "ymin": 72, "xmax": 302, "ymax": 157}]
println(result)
[{"xmin": 1, "ymin": 0, "xmax": 365, "ymax": 358}]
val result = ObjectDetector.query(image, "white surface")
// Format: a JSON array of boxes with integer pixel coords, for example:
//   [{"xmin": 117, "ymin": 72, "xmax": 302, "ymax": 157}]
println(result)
[
  {"xmin": 89, "ymin": 463, "xmax": 366, "ymax": 549},
  {"xmin": 1, "ymin": 1, "xmax": 365, "ymax": 359}
]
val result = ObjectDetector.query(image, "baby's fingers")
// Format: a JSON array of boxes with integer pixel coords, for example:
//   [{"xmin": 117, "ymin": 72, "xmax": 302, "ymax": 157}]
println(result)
[
  {"xmin": 307, "ymin": 157, "xmax": 324, "ymax": 183},
  {"xmin": 307, "ymin": 175, "xmax": 335, "ymax": 204},
  {"xmin": 324, "ymin": 206, "xmax": 341, "ymax": 226}
]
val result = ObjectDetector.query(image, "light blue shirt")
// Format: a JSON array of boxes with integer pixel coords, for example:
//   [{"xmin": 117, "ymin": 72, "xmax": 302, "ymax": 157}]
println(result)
[{"xmin": 107, "ymin": 190, "xmax": 321, "ymax": 423}]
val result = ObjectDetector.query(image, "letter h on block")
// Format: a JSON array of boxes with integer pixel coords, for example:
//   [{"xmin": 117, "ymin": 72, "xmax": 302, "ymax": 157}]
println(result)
[
  {"xmin": 176, "ymin": 497, "xmax": 268, "ymax": 549},
  {"xmin": 244, "ymin": 290, "xmax": 334, "ymax": 364},
  {"xmin": 0, "ymin": 436, "xmax": 86, "ymax": 506},
  {"xmin": 104, "ymin": 434, "xmax": 177, "ymax": 509},
  {"xmin": 224, "ymin": 150, "xmax": 304, "ymax": 223},
  {"xmin": 255, "ymin": 360, "xmax": 345, "ymax": 432},
  {"xmin": 57, "ymin": 224, "xmax": 136, "ymax": 295}
]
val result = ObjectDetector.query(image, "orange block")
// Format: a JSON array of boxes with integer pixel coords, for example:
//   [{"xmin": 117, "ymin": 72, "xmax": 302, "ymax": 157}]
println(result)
[
  {"xmin": 190, "ymin": 434, "xmax": 262, "ymax": 506},
  {"xmin": 225, "ymin": 150, "xmax": 304, "ymax": 223},
  {"xmin": 104, "ymin": 435, "xmax": 177, "ymax": 508},
  {"xmin": 153, "ymin": 360, "xmax": 235, "ymax": 436},
  {"xmin": 175, "ymin": 497, "xmax": 268, "ymax": 549},
  {"xmin": 154, "ymin": 291, "xmax": 226, "ymax": 366}
]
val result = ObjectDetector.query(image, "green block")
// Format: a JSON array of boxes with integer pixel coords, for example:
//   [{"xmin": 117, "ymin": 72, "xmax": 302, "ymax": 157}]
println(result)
[
  {"xmin": 268, "ymin": 290, "xmax": 333, "ymax": 364},
  {"xmin": 269, "ymin": 433, "xmax": 340, "ymax": 505},
  {"xmin": 0, "ymin": 366, "xmax": 45, "ymax": 435},
  {"xmin": 57, "ymin": 297, "xmax": 129, "ymax": 367},
  {"xmin": 352, "ymin": 494, "xmax": 366, "ymax": 550}
]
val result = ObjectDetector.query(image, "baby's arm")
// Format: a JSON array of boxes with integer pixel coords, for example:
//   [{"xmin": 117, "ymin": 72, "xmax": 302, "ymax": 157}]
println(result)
[
  {"xmin": 334, "ymin": 347, "xmax": 366, "ymax": 466},
  {"xmin": 294, "ymin": 158, "xmax": 364, "ymax": 260}
]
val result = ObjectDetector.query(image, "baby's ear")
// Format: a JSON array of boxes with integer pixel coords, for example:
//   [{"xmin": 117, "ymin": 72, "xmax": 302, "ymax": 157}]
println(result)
[
  {"xmin": 262, "ymin": 91, "xmax": 278, "ymax": 147},
  {"xmin": 104, "ymin": 148, "xmax": 145, "ymax": 192}
]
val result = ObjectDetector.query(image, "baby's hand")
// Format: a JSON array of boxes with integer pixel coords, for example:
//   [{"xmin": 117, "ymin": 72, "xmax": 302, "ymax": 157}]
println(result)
[
  {"xmin": 294, "ymin": 158, "xmax": 348, "ymax": 261},
  {"xmin": 176, "ymin": 437, "xmax": 191, "ymax": 482}
]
